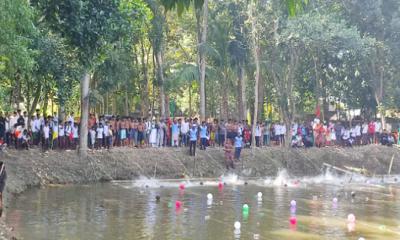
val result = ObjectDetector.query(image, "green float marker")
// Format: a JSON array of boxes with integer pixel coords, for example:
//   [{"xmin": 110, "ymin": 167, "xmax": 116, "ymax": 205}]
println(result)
[
  {"xmin": 168, "ymin": 202, "xmax": 172, "ymax": 208},
  {"xmin": 242, "ymin": 204, "xmax": 249, "ymax": 214},
  {"xmin": 243, "ymin": 211, "xmax": 249, "ymax": 221}
]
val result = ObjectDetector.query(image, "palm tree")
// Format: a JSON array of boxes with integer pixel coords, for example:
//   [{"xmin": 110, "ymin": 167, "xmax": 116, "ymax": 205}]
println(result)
[
  {"xmin": 147, "ymin": 0, "xmax": 167, "ymax": 118},
  {"xmin": 249, "ymin": 1, "xmax": 261, "ymax": 147},
  {"xmin": 162, "ymin": 0, "xmax": 208, "ymax": 120}
]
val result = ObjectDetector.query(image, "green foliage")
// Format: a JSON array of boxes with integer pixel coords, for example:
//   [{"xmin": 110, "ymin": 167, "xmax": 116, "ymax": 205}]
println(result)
[
  {"xmin": 95, "ymin": 43, "xmax": 137, "ymax": 94},
  {"xmin": 286, "ymin": 0, "xmax": 308, "ymax": 17},
  {"xmin": 1, "ymin": 0, "xmax": 400, "ymax": 120},
  {"xmin": 161, "ymin": 0, "xmax": 204, "ymax": 16},
  {"xmin": 166, "ymin": 63, "xmax": 219, "ymax": 92},
  {"xmin": 0, "ymin": 0, "xmax": 37, "ymax": 78},
  {"xmin": 36, "ymin": 32, "xmax": 81, "ymax": 104},
  {"xmin": 32, "ymin": 0, "xmax": 129, "ymax": 68}
]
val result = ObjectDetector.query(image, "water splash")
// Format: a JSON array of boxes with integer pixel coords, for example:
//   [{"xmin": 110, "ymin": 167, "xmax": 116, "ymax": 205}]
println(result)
[
  {"xmin": 262, "ymin": 169, "xmax": 291, "ymax": 186},
  {"xmin": 132, "ymin": 176, "xmax": 162, "ymax": 188},
  {"xmin": 117, "ymin": 170, "xmax": 400, "ymax": 189},
  {"xmin": 221, "ymin": 173, "xmax": 244, "ymax": 185}
]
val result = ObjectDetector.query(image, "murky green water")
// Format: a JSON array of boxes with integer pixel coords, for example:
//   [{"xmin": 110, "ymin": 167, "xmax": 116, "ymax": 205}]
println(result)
[{"xmin": 5, "ymin": 179, "xmax": 400, "ymax": 240}]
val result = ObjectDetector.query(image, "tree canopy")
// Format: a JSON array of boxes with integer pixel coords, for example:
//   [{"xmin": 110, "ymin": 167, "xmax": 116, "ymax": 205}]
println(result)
[{"xmin": 1, "ymin": 0, "xmax": 399, "ymax": 127}]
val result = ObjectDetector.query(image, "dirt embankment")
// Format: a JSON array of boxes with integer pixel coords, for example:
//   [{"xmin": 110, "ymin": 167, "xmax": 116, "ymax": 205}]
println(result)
[
  {"xmin": 1, "ymin": 145, "xmax": 399, "ymax": 196},
  {"xmin": 0, "ymin": 145, "xmax": 399, "ymax": 239}
]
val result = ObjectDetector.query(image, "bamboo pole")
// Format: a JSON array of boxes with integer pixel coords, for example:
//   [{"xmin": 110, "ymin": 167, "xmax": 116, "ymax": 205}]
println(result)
[{"xmin": 388, "ymin": 154, "xmax": 395, "ymax": 175}]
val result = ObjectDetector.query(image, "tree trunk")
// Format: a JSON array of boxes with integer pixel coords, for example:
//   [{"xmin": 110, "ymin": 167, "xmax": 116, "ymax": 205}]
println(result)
[
  {"xmin": 198, "ymin": 0, "xmax": 209, "ymax": 121},
  {"xmin": 189, "ymin": 81, "xmax": 192, "ymax": 117},
  {"xmin": 140, "ymin": 40, "xmax": 150, "ymax": 118},
  {"xmin": 313, "ymin": 55, "xmax": 325, "ymax": 121},
  {"xmin": 112, "ymin": 93, "xmax": 116, "ymax": 115},
  {"xmin": 28, "ymin": 86, "xmax": 41, "ymax": 125},
  {"xmin": 43, "ymin": 89, "xmax": 48, "ymax": 117},
  {"xmin": 249, "ymin": 1, "xmax": 260, "ymax": 147},
  {"xmin": 79, "ymin": 71, "xmax": 90, "ymax": 158},
  {"xmin": 165, "ymin": 95, "xmax": 170, "ymax": 118},
  {"xmin": 124, "ymin": 90, "xmax": 129, "ymax": 116},
  {"xmin": 237, "ymin": 65, "xmax": 247, "ymax": 121},
  {"xmin": 155, "ymin": 50, "xmax": 166, "ymax": 119},
  {"xmin": 105, "ymin": 92, "xmax": 109, "ymax": 114},
  {"xmin": 370, "ymin": 53, "xmax": 385, "ymax": 128},
  {"xmin": 51, "ymin": 93, "xmax": 54, "ymax": 115},
  {"xmin": 221, "ymin": 72, "xmax": 229, "ymax": 120},
  {"xmin": 152, "ymin": 52, "xmax": 157, "ymax": 117},
  {"xmin": 58, "ymin": 105, "xmax": 65, "ymax": 122},
  {"xmin": 26, "ymin": 83, "xmax": 31, "ymax": 126},
  {"xmin": 377, "ymin": 66, "xmax": 385, "ymax": 128},
  {"xmin": 258, "ymin": 72, "xmax": 265, "ymax": 121}
]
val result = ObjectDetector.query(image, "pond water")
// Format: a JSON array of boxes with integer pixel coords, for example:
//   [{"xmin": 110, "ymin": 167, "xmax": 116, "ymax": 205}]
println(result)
[{"xmin": 5, "ymin": 172, "xmax": 400, "ymax": 240}]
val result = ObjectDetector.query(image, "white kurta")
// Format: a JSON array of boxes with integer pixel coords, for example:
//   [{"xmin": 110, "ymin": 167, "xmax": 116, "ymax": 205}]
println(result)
[{"xmin": 150, "ymin": 125, "xmax": 157, "ymax": 146}]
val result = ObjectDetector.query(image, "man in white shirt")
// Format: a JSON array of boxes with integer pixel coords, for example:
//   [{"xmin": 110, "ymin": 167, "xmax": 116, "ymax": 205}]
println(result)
[
  {"xmin": 342, "ymin": 128, "xmax": 351, "ymax": 147},
  {"xmin": 103, "ymin": 123, "xmax": 110, "ymax": 149},
  {"xmin": 9, "ymin": 112, "xmax": 17, "ymax": 132},
  {"xmin": 43, "ymin": 122, "xmax": 50, "ymax": 151},
  {"xmin": 280, "ymin": 123, "xmax": 286, "ymax": 146},
  {"xmin": 361, "ymin": 122, "xmax": 368, "ymax": 145},
  {"xmin": 32, "ymin": 116, "xmax": 41, "ymax": 145},
  {"xmin": 72, "ymin": 123, "xmax": 79, "ymax": 149},
  {"xmin": 3, "ymin": 114, "xmax": 10, "ymax": 145},
  {"xmin": 255, "ymin": 122, "xmax": 262, "ymax": 147},
  {"xmin": 23, "ymin": 111, "xmax": 28, "ymax": 129},
  {"xmin": 273, "ymin": 123, "xmax": 280, "ymax": 145},
  {"xmin": 180, "ymin": 119, "xmax": 189, "ymax": 146},
  {"xmin": 292, "ymin": 122, "xmax": 298, "ymax": 137},
  {"xmin": 350, "ymin": 127, "xmax": 356, "ymax": 139},
  {"xmin": 67, "ymin": 112, "xmax": 74, "ymax": 124},
  {"xmin": 374, "ymin": 120, "xmax": 381, "ymax": 144},
  {"xmin": 354, "ymin": 124, "xmax": 361, "ymax": 145},
  {"xmin": 145, "ymin": 119, "xmax": 151, "ymax": 146},
  {"xmin": 89, "ymin": 127, "xmax": 96, "ymax": 150},
  {"xmin": 238, "ymin": 123, "xmax": 244, "ymax": 136},
  {"xmin": 96, "ymin": 123, "xmax": 104, "ymax": 149},
  {"xmin": 65, "ymin": 122, "xmax": 73, "ymax": 149},
  {"xmin": 59, "ymin": 123, "xmax": 65, "ymax": 149}
]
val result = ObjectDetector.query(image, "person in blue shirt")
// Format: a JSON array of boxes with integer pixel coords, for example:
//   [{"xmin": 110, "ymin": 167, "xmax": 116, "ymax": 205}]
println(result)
[
  {"xmin": 199, "ymin": 121, "xmax": 208, "ymax": 150},
  {"xmin": 234, "ymin": 134, "xmax": 243, "ymax": 160},
  {"xmin": 171, "ymin": 119, "xmax": 179, "ymax": 147},
  {"xmin": 189, "ymin": 125, "xmax": 198, "ymax": 156}
]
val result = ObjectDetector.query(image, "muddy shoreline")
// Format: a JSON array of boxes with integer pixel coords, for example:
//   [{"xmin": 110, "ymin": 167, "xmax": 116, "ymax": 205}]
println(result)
[{"xmin": 0, "ymin": 145, "xmax": 399, "ymax": 239}]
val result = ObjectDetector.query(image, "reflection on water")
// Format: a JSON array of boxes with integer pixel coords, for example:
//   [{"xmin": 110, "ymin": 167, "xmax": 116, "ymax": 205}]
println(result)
[{"xmin": 5, "ymin": 176, "xmax": 400, "ymax": 240}]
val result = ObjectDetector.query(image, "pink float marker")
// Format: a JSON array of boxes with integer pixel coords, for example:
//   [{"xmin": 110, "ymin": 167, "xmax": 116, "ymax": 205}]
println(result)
[
  {"xmin": 179, "ymin": 183, "xmax": 185, "ymax": 190},
  {"xmin": 175, "ymin": 200, "xmax": 182, "ymax": 209},
  {"xmin": 289, "ymin": 216, "xmax": 297, "ymax": 225},
  {"xmin": 218, "ymin": 182, "xmax": 224, "ymax": 190}
]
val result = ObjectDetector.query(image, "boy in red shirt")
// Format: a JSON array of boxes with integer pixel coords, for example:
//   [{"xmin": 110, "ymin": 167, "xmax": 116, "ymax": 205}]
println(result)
[{"xmin": 368, "ymin": 121, "xmax": 375, "ymax": 144}]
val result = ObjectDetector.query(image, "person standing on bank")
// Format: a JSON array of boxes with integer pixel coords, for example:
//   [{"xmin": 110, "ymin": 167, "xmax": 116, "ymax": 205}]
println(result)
[
  {"xmin": 189, "ymin": 124, "xmax": 198, "ymax": 156},
  {"xmin": 199, "ymin": 121, "xmax": 208, "ymax": 150},
  {"xmin": 0, "ymin": 162, "xmax": 6, "ymax": 217},
  {"xmin": 224, "ymin": 139, "xmax": 234, "ymax": 170},
  {"xmin": 234, "ymin": 134, "xmax": 243, "ymax": 161}
]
